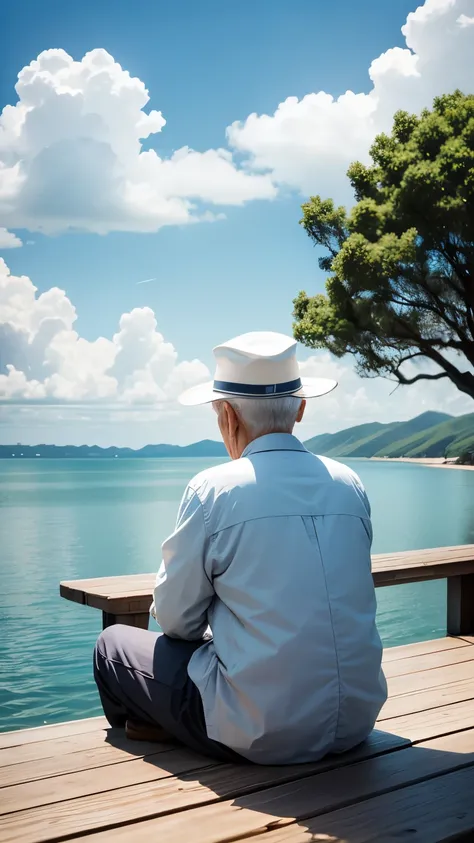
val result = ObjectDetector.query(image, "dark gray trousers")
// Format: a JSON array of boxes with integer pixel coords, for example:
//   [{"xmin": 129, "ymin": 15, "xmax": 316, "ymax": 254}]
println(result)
[{"xmin": 93, "ymin": 624, "xmax": 243, "ymax": 763}]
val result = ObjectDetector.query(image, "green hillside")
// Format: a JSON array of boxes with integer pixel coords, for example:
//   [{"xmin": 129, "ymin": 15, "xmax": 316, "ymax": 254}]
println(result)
[
  {"xmin": 303, "ymin": 421, "xmax": 387, "ymax": 456},
  {"xmin": 383, "ymin": 413, "xmax": 474, "ymax": 458},
  {"xmin": 305, "ymin": 411, "xmax": 474, "ymax": 458},
  {"xmin": 348, "ymin": 412, "xmax": 451, "ymax": 457}
]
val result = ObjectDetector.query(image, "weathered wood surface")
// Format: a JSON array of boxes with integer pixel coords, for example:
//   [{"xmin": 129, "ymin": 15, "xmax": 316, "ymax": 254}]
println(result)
[
  {"xmin": 60, "ymin": 544, "xmax": 474, "ymax": 621},
  {"xmin": 2, "ymin": 636, "xmax": 474, "ymax": 842}
]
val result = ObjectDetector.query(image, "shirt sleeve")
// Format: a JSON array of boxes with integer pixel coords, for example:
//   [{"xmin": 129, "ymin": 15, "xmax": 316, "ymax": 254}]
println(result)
[{"xmin": 150, "ymin": 484, "xmax": 214, "ymax": 640}]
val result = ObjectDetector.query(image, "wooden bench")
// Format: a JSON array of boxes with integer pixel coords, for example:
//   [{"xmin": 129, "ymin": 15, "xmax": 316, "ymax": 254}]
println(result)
[
  {"xmin": 3, "ymin": 632, "xmax": 474, "ymax": 841},
  {"xmin": 60, "ymin": 543, "xmax": 474, "ymax": 635}
]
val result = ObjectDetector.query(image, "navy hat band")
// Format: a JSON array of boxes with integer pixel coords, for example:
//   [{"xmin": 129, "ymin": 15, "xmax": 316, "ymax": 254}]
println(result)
[{"xmin": 213, "ymin": 377, "xmax": 302, "ymax": 397}]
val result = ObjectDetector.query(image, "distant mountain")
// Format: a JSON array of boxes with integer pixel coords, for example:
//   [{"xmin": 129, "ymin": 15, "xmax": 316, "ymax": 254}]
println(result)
[
  {"xmin": 0, "ymin": 440, "xmax": 227, "ymax": 459},
  {"xmin": 134, "ymin": 440, "xmax": 227, "ymax": 458},
  {"xmin": 301, "ymin": 421, "xmax": 389, "ymax": 457},
  {"xmin": 381, "ymin": 413, "xmax": 474, "ymax": 459},
  {"xmin": 305, "ymin": 411, "xmax": 474, "ymax": 458},
  {"xmin": 1, "ymin": 411, "xmax": 473, "ymax": 459}
]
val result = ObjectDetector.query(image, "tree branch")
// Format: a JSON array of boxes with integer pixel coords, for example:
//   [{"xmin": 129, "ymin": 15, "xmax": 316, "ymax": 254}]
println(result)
[
  {"xmin": 389, "ymin": 293, "xmax": 468, "ymax": 344},
  {"xmin": 441, "ymin": 239, "xmax": 474, "ymax": 307},
  {"xmin": 387, "ymin": 310, "xmax": 472, "ymax": 380},
  {"xmin": 391, "ymin": 369, "xmax": 450, "ymax": 386}
]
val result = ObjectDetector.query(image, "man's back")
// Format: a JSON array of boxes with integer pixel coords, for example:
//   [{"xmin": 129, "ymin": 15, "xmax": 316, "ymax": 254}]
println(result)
[{"xmin": 162, "ymin": 433, "xmax": 387, "ymax": 763}]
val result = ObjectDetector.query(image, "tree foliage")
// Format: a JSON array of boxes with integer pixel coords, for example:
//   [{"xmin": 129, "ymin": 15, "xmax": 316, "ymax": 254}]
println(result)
[
  {"xmin": 293, "ymin": 90, "xmax": 474, "ymax": 400},
  {"xmin": 457, "ymin": 449, "xmax": 474, "ymax": 466}
]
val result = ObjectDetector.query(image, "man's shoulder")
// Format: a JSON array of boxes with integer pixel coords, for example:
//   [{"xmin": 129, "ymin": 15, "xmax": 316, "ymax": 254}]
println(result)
[
  {"xmin": 314, "ymin": 454, "xmax": 369, "ymax": 513},
  {"xmin": 189, "ymin": 451, "xmax": 365, "ymax": 494},
  {"xmin": 188, "ymin": 457, "xmax": 253, "ymax": 498},
  {"xmin": 315, "ymin": 454, "xmax": 364, "ymax": 487}
]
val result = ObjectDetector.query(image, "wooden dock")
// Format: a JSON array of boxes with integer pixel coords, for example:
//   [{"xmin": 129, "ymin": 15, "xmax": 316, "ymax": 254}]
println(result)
[
  {"xmin": 3, "ymin": 635, "xmax": 474, "ymax": 841},
  {"xmin": 2, "ymin": 545, "xmax": 474, "ymax": 841}
]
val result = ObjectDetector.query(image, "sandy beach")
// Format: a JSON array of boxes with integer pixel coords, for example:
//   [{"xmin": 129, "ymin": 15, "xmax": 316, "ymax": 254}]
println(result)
[{"xmin": 370, "ymin": 457, "xmax": 474, "ymax": 471}]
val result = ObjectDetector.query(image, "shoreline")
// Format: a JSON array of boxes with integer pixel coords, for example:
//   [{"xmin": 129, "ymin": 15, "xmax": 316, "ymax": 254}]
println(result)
[{"xmin": 369, "ymin": 457, "xmax": 474, "ymax": 471}]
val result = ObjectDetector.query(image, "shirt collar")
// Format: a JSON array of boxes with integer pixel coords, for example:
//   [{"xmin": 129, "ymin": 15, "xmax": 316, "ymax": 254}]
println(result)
[{"xmin": 242, "ymin": 433, "xmax": 308, "ymax": 458}]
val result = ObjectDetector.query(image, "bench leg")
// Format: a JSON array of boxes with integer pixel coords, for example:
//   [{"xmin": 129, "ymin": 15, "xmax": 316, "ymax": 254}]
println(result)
[
  {"xmin": 102, "ymin": 612, "xmax": 149, "ymax": 631},
  {"xmin": 447, "ymin": 574, "xmax": 474, "ymax": 636}
]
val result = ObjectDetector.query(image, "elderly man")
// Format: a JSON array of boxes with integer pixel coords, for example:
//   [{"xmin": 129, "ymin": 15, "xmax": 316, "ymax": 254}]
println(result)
[{"xmin": 94, "ymin": 332, "xmax": 387, "ymax": 764}]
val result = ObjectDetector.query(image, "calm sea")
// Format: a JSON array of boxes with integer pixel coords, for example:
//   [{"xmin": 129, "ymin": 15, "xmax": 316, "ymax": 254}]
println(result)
[{"xmin": 1, "ymin": 457, "xmax": 474, "ymax": 732}]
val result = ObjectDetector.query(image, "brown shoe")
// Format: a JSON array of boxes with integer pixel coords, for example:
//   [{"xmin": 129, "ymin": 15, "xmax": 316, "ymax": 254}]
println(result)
[{"xmin": 125, "ymin": 719, "xmax": 178, "ymax": 743}]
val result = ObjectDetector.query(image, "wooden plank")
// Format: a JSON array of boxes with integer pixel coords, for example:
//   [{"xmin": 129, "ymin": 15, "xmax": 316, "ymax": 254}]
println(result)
[
  {"xmin": 375, "ymin": 548, "xmax": 474, "ymax": 569},
  {"xmin": 0, "ymin": 731, "xmax": 405, "ymax": 839},
  {"xmin": 387, "ymin": 657, "xmax": 474, "ymax": 697},
  {"xmin": 257, "ymin": 765, "xmax": 474, "ymax": 843},
  {"xmin": 0, "ymin": 738, "xmax": 177, "ymax": 787},
  {"xmin": 0, "ymin": 728, "xmax": 178, "ymax": 773},
  {"xmin": 102, "ymin": 611, "xmax": 149, "ymax": 630},
  {"xmin": 8, "ymin": 729, "xmax": 474, "ymax": 843},
  {"xmin": 0, "ymin": 748, "xmax": 216, "ymax": 815},
  {"xmin": 383, "ymin": 642, "xmax": 474, "ymax": 678},
  {"xmin": 382, "ymin": 636, "xmax": 472, "ymax": 663},
  {"xmin": 374, "ymin": 545, "xmax": 474, "ymax": 565},
  {"xmin": 0, "ymin": 717, "xmax": 107, "ymax": 750},
  {"xmin": 374, "ymin": 544, "xmax": 474, "ymax": 562},
  {"xmin": 56, "ymin": 584, "xmax": 87, "ymax": 605},
  {"xmin": 0, "ymin": 730, "xmax": 116, "ymax": 768},
  {"xmin": 60, "ymin": 574, "xmax": 155, "ymax": 596},
  {"xmin": 87, "ymin": 730, "xmax": 474, "ymax": 843},
  {"xmin": 379, "ymin": 677, "xmax": 474, "ymax": 720},
  {"xmin": 87, "ymin": 586, "xmax": 154, "ymax": 598},
  {"xmin": 373, "ymin": 561, "xmax": 474, "ymax": 586},
  {"xmin": 374, "ymin": 550, "xmax": 474, "ymax": 570},
  {"xmin": 86, "ymin": 594, "xmax": 152, "ymax": 614},
  {"xmin": 380, "ymin": 646, "xmax": 474, "ymax": 726},
  {"xmin": 379, "ymin": 698, "xmax": 474, "ymax": 743}
]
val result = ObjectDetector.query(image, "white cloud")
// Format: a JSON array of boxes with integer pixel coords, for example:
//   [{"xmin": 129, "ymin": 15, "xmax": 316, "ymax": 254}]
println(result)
[
  {"xmin": 0, "ymin": 258, "xmax": 210, "ymax": 404},
  {"xmin": 0, "ymin": 228, "xmax": 22, "ymax": 249},
  {"xmin": 227, "ymin": 0, "xmax": 474, "ymax": 200},
  {"xmin": 1, "ymin": 1, "xmax": 472, "ymax": 234},
  {"xmin": 0, "ymin": 258, "xmax": 471, "ymax": 445},
  {"xmin": 458, "ymin": 12, "xmax": 474, "ymax": 25},
  {"xmin": 0, "ymin": 49, "xmax": 276, "ymax": 235}
]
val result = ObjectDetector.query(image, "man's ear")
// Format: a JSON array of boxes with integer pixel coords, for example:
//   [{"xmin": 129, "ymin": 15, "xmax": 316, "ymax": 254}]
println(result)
[
  {"xmin": 296, "ymin": 399, "xmax": 306, "ymax": 423},
  {"xmin": 224, "ymin": 401, "xmax": 239, "ymax": 438},
  {"xmin": 223, "ymin": 401, "xmax": 241, "ymax": 459}
]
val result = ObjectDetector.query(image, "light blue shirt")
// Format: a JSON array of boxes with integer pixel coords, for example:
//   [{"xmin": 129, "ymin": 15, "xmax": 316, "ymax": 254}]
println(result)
[{"xmin": 152, "ymin": 433, "xmax": 387, "ymax": 764}]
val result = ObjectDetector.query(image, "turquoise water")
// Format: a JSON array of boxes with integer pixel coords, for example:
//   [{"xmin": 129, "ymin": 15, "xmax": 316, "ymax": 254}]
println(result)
[{"xmin": 1, "ymin": 457, "xmax": 474, "ymax": 732}]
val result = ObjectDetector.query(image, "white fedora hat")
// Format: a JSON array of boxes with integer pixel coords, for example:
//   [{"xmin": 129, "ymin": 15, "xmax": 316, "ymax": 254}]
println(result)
[{"xmin": 179, "ymin": 331, "xmax": 337, "ymax": 406}]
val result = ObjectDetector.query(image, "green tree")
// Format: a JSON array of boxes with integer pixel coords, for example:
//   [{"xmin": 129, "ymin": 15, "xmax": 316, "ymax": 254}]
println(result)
[
  {"xmin": 457, "ymin": 449, "xmax": 474, "ymax": 466},
  {"xmin": 293, "ymin": 90, "xmax": 474, "ymax": 400}
]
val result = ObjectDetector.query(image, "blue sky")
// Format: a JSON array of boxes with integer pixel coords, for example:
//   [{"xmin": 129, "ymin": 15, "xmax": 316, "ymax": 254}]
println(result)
[
  {"xmin": 1, "ymin": 0, "xmax": 414, "ymax": 355},
  {"xmin": 1, "ymin": 0, "xmax": 473, "ymax": 445}
]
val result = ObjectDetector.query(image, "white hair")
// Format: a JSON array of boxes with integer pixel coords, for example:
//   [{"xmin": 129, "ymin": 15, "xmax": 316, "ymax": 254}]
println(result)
[{"xmin": 213, "ymin": 396, "xmax": 302, "ymax": 437}]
